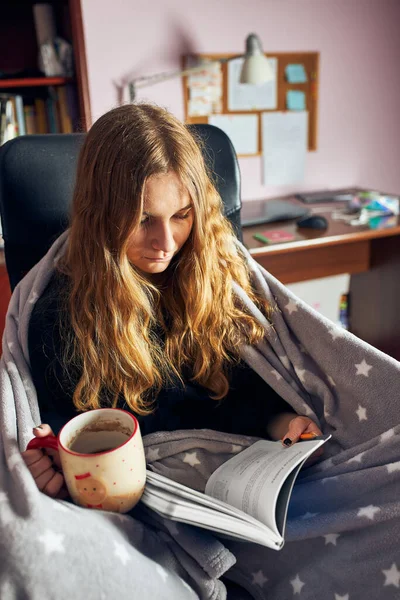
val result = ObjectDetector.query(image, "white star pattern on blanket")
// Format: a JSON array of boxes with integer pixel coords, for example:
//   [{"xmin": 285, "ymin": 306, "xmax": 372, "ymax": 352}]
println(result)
[
  {"xmin": 321, "ymin": 476, "xmax": 339, "ymax": 484},
  {"xmin": 356, "ymin": 405, "xmax": 367, "ymax": 421},
  {"xmin": 7, "ymin": 453, "xmax": 22, "ymax": 471},
  {"xmin": 334, "ymin": 594, "xmax": 349, "ymax": 600},
  {"xmin": 251, "ymin": 570, "xmax": 268, "ymax": 587},
  {"xmin": 382, "ymin": 563, "xmax": 400, "ymax": 588},
  {"xmin": 38, "ymin": 530, "xmax": 65, "ymax": 554},
  {"xmin": 155, "ymin": 564, "xmax": 168, "ymax": 582},
  {"xmin": 0, "ymin": 492, "xmax": 13, "ymax": 526},
  {"xmin": 285, "ymin": 299, "xmax": 298, "ymax": 315},
  {"xmin": 278, "ymin": 355, "xmax": 291, "ymax": 369},
  {"xmin": 6, "ymin": 362, "xmax": 18, "ymax": 376},
  {"xmin": 295, "ymin": 368, "xmax": 306, "ymax": 383},
  {"xmin": 355, "ymin": 359, "xmax": 372, "ymax": 377},
  {"xmin": 271, "ymin": 369, "xmax": 282, "ymax": 381},
  {"xmin": 357, "ymin": 505, "xmax": 381, "ymax": 520},
  {"xmin": 183, "ymin": 452, "xmax": 201, "ymax": 467},
  {"xmin": 28, "ymin": 291, "xmax": 39, "ymax": 304},
  {"xmin": 300, "ymin": 512, "xmax": 319, "ymax": 520},
  {"xmin": 113, "ymin": 540, "xmax": 131, "ymax": 565},
  {"xmin": 324, "ymin": 533, "xmax": 340, "ymax": 545},
  {"xmin": 21, "ymin": 377, "xmax": 33, "ymax": 393},
  {"xmin": 387, "ymin": 461, "xmax": 400, "ymax": 473},
  {"xmin": 146, "ymin": 448, "xmax": 160, "ymax": 461},
  {"xmin": 328, "ymin": 325, "xmax": 345, "ymax": 340},
  {"xmin": 327, "ymin": 375, "xmax": 336, "ymax": 387},
  {"xmin": 380, "ymin": 429, "xmax": 395, "ymax": 442},
  {"xmin": 347, "ymin": 452, "xmax": 365, "ymax": 464},
  {"xmin": 299, "ymin": 402, "xmax": 314, "ymax": 416},
  {"xmin": 290, "ymin": 574, "xmax": 305, "ymax": 594},
  {"xmin": 231, "ymin": 444, "xmax": 242, "ymax": 453}
]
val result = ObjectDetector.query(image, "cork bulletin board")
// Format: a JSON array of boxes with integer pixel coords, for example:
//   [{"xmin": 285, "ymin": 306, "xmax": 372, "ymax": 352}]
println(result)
[{"xmin": 182, "ymin": 52, "xmax": 319, "ymax": 156}]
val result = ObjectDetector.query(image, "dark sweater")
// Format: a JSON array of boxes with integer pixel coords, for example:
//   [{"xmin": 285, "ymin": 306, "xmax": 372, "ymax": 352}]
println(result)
[{"xmin": 28, "ymin": 274, "xmax": 292, "ymax": 436}]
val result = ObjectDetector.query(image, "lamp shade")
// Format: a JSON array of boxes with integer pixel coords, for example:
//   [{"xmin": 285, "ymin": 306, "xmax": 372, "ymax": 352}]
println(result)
[{"xmin": 239, "ymin": 34, "xmax": 274, "ymax": 84}]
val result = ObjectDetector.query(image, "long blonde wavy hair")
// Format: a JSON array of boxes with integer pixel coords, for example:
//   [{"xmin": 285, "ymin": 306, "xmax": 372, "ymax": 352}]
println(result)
[{"xmin": 58, "ymin": 103, "xmax": 270, "ymax": 414}]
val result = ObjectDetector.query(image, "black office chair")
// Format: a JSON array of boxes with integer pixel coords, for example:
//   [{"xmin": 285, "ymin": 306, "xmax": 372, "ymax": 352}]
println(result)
[{"xmin": 0, "ymin": 124, "xmax": 242, "ymax": 291}]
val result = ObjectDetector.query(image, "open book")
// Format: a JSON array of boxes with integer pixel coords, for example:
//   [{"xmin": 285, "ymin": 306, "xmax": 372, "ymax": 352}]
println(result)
[{"xmin": 141, "ymin": 435, "xmax": 331, "ymax": 550}]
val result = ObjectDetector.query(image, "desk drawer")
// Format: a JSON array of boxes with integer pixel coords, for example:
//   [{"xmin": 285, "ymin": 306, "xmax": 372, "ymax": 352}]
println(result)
[{"xmin": 252, "ymin": 240, "xmax": 370, "ymax": 284}]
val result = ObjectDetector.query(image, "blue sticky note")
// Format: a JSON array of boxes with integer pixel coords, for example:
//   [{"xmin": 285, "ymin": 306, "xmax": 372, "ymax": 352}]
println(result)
[
  {"xmin": 286, "ymin": 90, "xmax": 306, "ymax": 111},
  {"xmin": 285, "ymin": 64, "xmax": 307, "ymax": 83}
]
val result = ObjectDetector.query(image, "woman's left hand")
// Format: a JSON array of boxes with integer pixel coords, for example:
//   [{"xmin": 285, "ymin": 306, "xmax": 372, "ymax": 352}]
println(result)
[
  {"xmin": 282, "ymin": 415, "xmax": 322, "ymax": 446},
  {"xmin": 281, "ymin": 416, "xmax": 324, "ymax": 465}
]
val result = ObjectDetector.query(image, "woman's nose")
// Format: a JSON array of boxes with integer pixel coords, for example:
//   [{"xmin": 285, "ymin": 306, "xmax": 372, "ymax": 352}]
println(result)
[{"xmin": 151, "ymin": 224, "xmax": 175, "ymax": 253}]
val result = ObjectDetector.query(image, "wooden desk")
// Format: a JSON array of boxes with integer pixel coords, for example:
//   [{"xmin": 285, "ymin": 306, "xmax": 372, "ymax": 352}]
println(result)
[{"xmin": 242, "ymin": 203, "xmax": 400, "ymax": 361}]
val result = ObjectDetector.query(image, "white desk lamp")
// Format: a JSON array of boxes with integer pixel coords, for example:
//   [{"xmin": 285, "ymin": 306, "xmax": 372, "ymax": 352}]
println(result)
[{"xmin": 128, "ymin": 33, "xmax": 273, "ymax": 102}]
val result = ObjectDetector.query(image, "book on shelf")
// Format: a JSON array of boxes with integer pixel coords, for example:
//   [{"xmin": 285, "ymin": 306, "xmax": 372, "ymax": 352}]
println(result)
[
  {"xmin": 23, "ymin": 105, "xmax": 37, "ymax": 135},
  {"xmin": 141, "ymin": 434, "xmax": 331, "ymax": 550},
  {"xmin": 56, "ymin": 86, "xmax": 73, "ymax": 133},
  {"xmin": 0, "ymin": 86, "xmax": 78, "ymax": 144},
  {"xmin": 34, "ymin": 98, "xmax": 47, "ymax": 133}
]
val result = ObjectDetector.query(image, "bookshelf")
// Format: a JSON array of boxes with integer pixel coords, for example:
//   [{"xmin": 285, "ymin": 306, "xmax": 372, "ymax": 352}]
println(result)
[
  {"xmin": 0, "ymin": 0, "xmax": 92, "ymax": 343},
  {"xmin": 0, "ymin": 0, "xmax": 91, "ymax": 139}
]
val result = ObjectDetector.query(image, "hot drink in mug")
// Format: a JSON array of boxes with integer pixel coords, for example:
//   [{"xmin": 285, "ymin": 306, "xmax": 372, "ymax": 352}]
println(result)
[{"xmin": 27, "ymin": 408, "xmax": 146, "ymax": 513}]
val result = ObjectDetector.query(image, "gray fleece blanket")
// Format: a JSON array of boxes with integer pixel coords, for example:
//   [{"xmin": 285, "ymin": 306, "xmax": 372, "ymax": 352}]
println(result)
[{"xmin": 1, "ymin": 230, "xmax": 399, "ymax": 600}]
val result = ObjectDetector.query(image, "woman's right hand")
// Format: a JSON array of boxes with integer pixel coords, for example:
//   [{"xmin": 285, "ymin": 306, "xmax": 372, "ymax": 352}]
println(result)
[{"xmin": 21, "ymin": 424, "xmax": 68, "ymax": 499}]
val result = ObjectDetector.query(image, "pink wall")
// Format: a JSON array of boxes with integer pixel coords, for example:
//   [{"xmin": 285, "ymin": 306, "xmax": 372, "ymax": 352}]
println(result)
[{"xmin": 81, "ymin": 0, "xmax": 400, "ymax": 201}]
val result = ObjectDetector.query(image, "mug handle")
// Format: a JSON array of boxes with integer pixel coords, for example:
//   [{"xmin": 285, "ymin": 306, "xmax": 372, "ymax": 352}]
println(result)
[{"xmin": 26, "ymin": 435, "xmax": 59, "ymax": 452}]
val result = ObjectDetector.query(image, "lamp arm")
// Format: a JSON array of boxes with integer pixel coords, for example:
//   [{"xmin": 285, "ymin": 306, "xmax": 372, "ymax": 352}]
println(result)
[{"xmin": 129, "ymin": 54, "xmax": 242, "ymax": 102}]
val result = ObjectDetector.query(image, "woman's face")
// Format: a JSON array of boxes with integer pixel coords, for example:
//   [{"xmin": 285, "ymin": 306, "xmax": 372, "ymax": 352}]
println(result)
[{"xmin": 127, "ymin": 172, "xmax": 194, "ymax": 274}]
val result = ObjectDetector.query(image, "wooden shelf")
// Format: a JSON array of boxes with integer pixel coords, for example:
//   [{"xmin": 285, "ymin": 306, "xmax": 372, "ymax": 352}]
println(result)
[{"xmin": 0, "ymin": 77, "xmax": 74, "ymax": 89}]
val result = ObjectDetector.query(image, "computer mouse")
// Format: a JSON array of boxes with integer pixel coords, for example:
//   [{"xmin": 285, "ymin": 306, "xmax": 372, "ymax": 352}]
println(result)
[{"xmin": 296, "ymin": 215, "xmax": 328, "ymax": 230}]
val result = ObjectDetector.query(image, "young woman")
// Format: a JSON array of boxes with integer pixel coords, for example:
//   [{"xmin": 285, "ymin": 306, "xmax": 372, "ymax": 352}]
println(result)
[{"xmin": 21, "ymin": 103, "xmax": 321, "ymax": 498}]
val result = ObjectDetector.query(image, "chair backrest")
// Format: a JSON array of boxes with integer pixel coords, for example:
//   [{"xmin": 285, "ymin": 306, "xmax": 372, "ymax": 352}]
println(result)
[{"xmin": 0, "ymin": 124, "xmax": 241, "ymax": 291}]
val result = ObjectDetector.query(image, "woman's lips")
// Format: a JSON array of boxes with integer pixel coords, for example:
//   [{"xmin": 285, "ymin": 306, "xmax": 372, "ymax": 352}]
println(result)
[{"xmin": 144, "ymin": 256, "xmax": 172, "ymax": 262}]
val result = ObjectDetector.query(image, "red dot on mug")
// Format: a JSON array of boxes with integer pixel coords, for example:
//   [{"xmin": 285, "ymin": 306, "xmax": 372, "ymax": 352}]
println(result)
[
  {"xmin": 96, "ymin": 464, "xmax": 99, "ymax": 467},
  {"xmin": 113, "ymin": 482, "xmax": 116, "ymax": 485}
]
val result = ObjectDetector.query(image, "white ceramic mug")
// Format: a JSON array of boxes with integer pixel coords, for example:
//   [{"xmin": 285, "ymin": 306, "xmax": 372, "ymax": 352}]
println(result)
[{"xmin": 27, "ymin": 408, "xmax": 146, "ymax": 513}]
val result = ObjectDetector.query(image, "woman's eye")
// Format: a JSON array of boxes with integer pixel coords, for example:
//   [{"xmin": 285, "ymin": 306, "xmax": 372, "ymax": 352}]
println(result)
[{"xmin": 140, "ymin": 212, "xmax": 190, "ymax": 225}]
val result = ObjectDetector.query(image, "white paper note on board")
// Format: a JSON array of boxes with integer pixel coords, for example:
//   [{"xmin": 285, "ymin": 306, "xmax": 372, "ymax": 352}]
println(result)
[
  {"xmin": 209, "ymin": 114, "xmax": 259, "ymax": 155},
  {"xmin": 186, "ymin": 59, "xmax": 223, "ymax": 116},
  {"xmin": 228, "ymin": 57, "xmax": 277, "ymax": 111},
  {"xmin": 261, "ymin": 111, "xmax": 308, "ymax": 185}
]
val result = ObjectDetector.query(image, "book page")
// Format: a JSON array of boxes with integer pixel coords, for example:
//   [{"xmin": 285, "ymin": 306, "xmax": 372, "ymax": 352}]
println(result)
[
  {"xmin": 205, "ymin": 437, "xmax": 329, "ymax": 538},
  {"xmin": 143, "ymin": 470, "xmax": 282, "ymax": 549}
]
